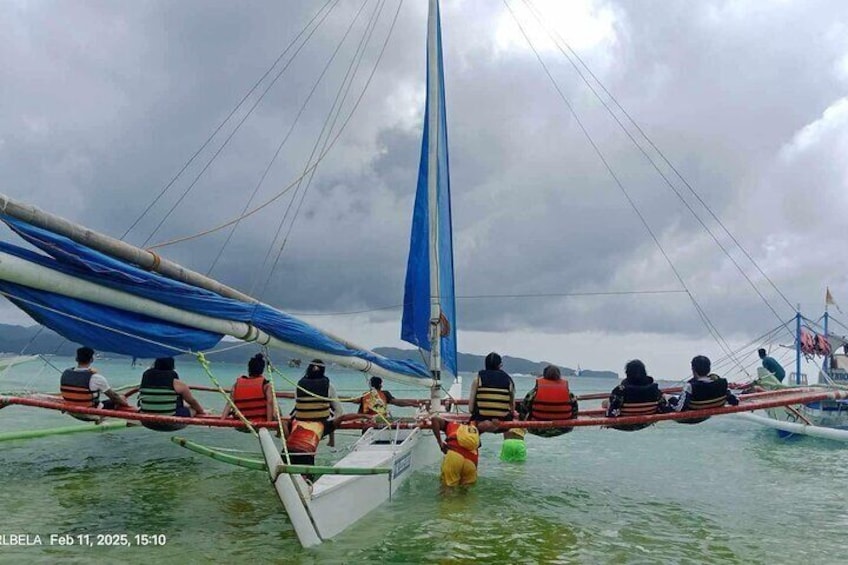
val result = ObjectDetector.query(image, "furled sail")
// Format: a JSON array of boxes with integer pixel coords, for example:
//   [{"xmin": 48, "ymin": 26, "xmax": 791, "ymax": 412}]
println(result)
[
  {"xmin": 0, "ymin": 214, "xmax": 430, "ymax": 383},
  {"xmin": 401, "ymin": 0, "xmax": 458, "ymax": 378}
]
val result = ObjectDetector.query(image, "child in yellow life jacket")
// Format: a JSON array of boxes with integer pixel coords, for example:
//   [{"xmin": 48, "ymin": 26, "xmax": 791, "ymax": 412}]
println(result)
[{"xmin": 431, "ymin": 416, "xmax": 496, "ymax": 487}]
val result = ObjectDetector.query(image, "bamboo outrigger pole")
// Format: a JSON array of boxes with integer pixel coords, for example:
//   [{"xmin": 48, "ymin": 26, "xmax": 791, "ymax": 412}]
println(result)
[
  {"xmin": 0, "ymin": 193, "xmax": 412, "ymax": 368},
  {"xmin": 0, "ymin": 193, "xmax": 431, "ymax": 386}
]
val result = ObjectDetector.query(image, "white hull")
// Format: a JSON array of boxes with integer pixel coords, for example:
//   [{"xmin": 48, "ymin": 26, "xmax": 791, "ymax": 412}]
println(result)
[
  {"xmin": 738, "ymin": 410, "xmax": 848, "ymax": 442},
  {"xmin": 259, "ymin": 426, "xmax": 439, "ymax": 547}
]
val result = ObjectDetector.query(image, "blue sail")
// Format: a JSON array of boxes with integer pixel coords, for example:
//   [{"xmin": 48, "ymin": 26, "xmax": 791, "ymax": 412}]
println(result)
[
  {"xmin": 401, "ymin": 1, "xmax": 458, "ymax": 377},
  {"xmin": 0, "ymin": 215, "xmax": 430, "ymax": 379}
]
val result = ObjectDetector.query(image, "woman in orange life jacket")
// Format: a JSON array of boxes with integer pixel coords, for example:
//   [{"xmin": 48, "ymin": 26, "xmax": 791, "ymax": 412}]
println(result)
[
  {"xmin": 667, "ymin": 355, "xmax": 739, "ymax": 424},
  {"xmin": 221, "ymin": 354, "xmax": 275, "ymax": 424},
  {"xmin": 604, "ymin": 359, "xmax": 667, "ymax": 431},
  {"xmin": 516, "ymin": 365, "xmax": 579, "ymax": 446},
  {"xmin": 431, "ymin": 415, "xmax": 497, "ymax": 487}
]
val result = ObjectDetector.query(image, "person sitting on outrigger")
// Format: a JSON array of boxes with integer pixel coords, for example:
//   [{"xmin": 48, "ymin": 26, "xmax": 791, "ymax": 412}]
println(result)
[
  {"xmin": 284, "ymin": 359, "xmax": 348, "ymax": 476},
  {"xmin": 221, "ymin": 353, "xmax": 275, "ymax": 424},
  {"xmin": 469, "ymin": 352, "xmax": 515, "ymax": 433},
  {"xmin": 60, "ymin": 346, "xmax": 130, "ymax": 421},
  {"xmin": 517, "ymin": 365, "xmax": 578, "ymax": 444},
  {"xmin": 352, "ymin": 376, "xmax": 421, "ymax": 419},
  {"xmin": 138, "ymin": 357, "xmax": 206, "ymax": 431},
  {"xmin": 604, "ymin": 359, "xmax": 667, "ymax": 431},
  {"xmin": 667, "ymin": 355, "xmax": 738, "ymax": 423}
]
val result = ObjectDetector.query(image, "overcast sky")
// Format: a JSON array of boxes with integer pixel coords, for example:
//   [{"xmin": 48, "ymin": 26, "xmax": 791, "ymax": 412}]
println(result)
[{"xmin": 2, "ymin": 0, "xmax": 847, "ymax": 380}]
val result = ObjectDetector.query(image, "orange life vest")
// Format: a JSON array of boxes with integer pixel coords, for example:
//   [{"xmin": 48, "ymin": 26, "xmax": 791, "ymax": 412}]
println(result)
[
  {"xmin": 445, "ymin": 421, "xmax": 479, "ymax": 466},
  {"xmin": 800, "ymin": 328, "xmax": 816, "ymax": 355},
  {"xmin": 231, "ymin": 375, "xmax": 268, "ymax": 421},
  {"xmin": 530, "ymin": 378, "xmax": 573, "ymax": 420},
  {"xmin": 359, "ymin": 390, "xmax": 388, "ymax": 415},
  {"xmin": 286, "ymin": 420, "xmax": 325, "ymax": 454},
  {"xmin": 60, "ymin": 368, "xmax": 99, "ymax": 408},
  {"xmin": 815, "ymin": 334, "xmax": 832, "ymax": 356}
]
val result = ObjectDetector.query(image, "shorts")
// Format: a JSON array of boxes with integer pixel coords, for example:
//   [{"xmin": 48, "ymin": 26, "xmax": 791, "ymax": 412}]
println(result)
[
  {"xmin": 440, "ymin": 450, "xmax": 477, "ymax": 487},
  {"xmin": 500, "ymin": 438, "xmax": 527, "ymax": 463}
]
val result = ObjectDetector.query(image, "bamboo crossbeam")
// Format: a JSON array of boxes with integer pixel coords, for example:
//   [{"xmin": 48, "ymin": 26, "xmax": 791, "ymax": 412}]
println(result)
[{"xmin": 171, "ymin": 436, "xmax": 267, "ymax": 470}]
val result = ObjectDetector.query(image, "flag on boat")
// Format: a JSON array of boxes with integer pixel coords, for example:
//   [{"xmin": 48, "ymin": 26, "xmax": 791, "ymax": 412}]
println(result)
[
  {"xmin": 826, "ymin": 287, "xmax": 842, "ymax": 313},
  {"xmin": 401, "ymin": 0, "xmax": 458, "ymax": 378}
]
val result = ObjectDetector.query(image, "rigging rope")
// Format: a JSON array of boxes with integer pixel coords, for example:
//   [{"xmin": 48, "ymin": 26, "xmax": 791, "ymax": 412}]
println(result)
[
  {"xmin": 196, "ymin": 352, "xmax": 258, "ymax": 436},
  {"xmin": 140, "ymin": 0, "xmax": 344, "ymax": 248},
  {"xmin": 287, "ymin": 289, "xmax": 689, "ymax": 316},
  {"xmin": 503, "ymin": 0, "xmax": 746, "ymax": 376},
  {"xmin": 520, "ymin": 0, "xmax": 795, "ymax": 333},
  {"xmin": 207, "ymin": 0, "xmax": 374, "ymax": 278},
  {"xmin": 146, "ymin": 0, "xmax": 405, "ymax": 251},
  {"xmin": 256, "ymin": 0, "xmax": 390, "ymax": 299},
  {"xmin": 524, "ymin": 0, "xmax": 796, "ymax": 316},
  {"xmin": 121, "ymin": 0, "xmax": 338, "ymax": 242}
]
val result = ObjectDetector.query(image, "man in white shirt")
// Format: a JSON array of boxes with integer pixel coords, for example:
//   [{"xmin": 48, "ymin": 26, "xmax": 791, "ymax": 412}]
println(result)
[{"xmin": 59, "ymin": 346, "xmax": 130, "ymax": 414}]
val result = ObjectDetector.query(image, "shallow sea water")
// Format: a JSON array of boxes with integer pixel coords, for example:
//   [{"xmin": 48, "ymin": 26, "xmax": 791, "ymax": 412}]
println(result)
[{"xmin": 1, "ymin": 357, "xmax": 846, "ymax": 564}]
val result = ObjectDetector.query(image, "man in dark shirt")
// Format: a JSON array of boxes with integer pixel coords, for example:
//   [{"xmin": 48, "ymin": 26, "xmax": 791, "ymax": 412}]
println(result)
[{"xmin": 758, "ymin": 348, "xmax": 786, "ymax": 383}]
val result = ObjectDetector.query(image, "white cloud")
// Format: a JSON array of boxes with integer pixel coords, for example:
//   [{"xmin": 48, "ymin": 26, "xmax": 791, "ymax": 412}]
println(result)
[{"xmin": 494, "ymin": 0, "xmax": 618, "ymax": 57}]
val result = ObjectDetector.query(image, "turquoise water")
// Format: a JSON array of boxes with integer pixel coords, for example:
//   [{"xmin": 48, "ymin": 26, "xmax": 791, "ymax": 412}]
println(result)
[{"xmin": 1, "ymin": 357, "xmax": 846, "ymax": 564}]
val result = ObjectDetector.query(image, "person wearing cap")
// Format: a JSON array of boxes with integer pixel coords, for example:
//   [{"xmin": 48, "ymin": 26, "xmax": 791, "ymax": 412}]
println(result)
[
  {"xmin": 758, "ymin": 348, "xmax": 786, "ymax": 383},
  {"xmin": 221, "ymin": 354, "xmax": 275, "ymax": 423},
  {"xmin": 353, "ymin": 376, "xmax": 420, "ymax": 418},
  {"xmin": 60, "ymin": 346, "xmax": 130, "ymax": 420},
  {"xmin": 468, "ymin": 352, "xmax": 515, "ymax": 433}
]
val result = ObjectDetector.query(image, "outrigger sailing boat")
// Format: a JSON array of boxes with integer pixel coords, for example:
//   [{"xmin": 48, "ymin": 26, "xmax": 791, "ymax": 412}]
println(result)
[
  {"xmin": 1, "ymin": 0, "xmax": 847, "ymax": 549},
  {"xmin": 739, "ymin": 305, "xmax": 848, "ymax": 441}
]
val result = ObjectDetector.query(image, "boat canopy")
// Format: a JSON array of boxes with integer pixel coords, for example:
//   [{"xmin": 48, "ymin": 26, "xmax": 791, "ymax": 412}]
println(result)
[{"xmin": 0, "ymin": 215, "xmax": 429, "ymax": 379}]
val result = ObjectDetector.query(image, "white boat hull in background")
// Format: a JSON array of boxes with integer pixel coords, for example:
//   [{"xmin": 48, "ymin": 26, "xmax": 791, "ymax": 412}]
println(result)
[
  {"xmin": 738, "ymin": 410, "xmax": 848, "ymax": 442},
  {"xmin": 259, "ymin": 426, "xmax": 439, "ymax": 547}
]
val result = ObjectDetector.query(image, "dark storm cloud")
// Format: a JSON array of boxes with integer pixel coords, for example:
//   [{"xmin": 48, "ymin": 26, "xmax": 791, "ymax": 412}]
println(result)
[{"xmin": 2, "ymin": 0, "xmax": 848, "ymax": 348}]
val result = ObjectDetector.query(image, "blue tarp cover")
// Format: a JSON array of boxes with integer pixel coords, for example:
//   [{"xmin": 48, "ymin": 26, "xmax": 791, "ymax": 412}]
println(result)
[{"xmin": 0, "ymin": 215, "xmax": 429, "ymax": 379}]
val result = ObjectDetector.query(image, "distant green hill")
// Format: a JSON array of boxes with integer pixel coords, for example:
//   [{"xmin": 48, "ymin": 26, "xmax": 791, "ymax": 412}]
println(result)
[
  {"xmin": 373, "ymin": 347, "xmax": 617, "ymax": 378},
  {"xmin": 0, "ymin": 324, "xmax": 617, "ymax": 378}
]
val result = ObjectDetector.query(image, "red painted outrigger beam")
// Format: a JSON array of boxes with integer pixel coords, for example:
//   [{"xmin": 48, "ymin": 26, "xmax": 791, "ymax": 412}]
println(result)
[{"xmin": 3, "ymin": 387, "xmax": 843, "ymax": 431}]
